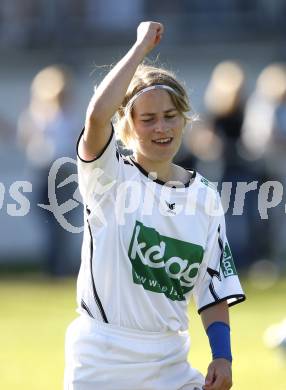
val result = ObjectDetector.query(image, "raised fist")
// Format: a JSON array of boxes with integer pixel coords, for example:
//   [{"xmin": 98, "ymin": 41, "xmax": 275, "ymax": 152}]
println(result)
[{"xmin": 136, "ymin": 21, "xmax": 164, "ymax": 55}]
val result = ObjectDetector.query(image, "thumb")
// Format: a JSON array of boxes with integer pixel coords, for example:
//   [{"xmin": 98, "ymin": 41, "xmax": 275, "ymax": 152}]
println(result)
[{"xmin": 205, "ymin": 365, "xmax": 215, "ymax": 385}]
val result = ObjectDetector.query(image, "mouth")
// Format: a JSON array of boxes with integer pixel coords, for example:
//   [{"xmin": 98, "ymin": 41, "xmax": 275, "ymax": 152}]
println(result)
[{"xmin": 152, "ymin": 137, "xmax": 173, "ymax": 146}]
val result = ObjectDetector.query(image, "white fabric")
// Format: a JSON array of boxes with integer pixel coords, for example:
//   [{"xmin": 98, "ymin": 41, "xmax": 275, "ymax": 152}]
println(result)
[
  {"xmin": 76, "ymin": 129, "xmax": 245, "ymax": 332},
  {"xmin": 64, "ymin": 315, "xmax": 205, "ymax": 390}
]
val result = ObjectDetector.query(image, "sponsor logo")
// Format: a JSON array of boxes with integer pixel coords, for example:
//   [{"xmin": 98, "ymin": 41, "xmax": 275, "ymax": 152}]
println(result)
[
  {"xmin": 128, "ymin": 221, "xmax": 204, "ymax": 301},
  {"xmin": 220, "ymin": 242, "xmax": 237, "ymax": 277}
]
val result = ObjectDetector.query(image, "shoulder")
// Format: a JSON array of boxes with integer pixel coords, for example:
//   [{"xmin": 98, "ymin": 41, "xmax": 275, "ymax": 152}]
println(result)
[
  {"xmin": 172, "ymin": 164, "xmax": 194, "ymax": 184},
  {"xmin": 195, "ymin": 172, "xmax": 222, "ymax": 210}
]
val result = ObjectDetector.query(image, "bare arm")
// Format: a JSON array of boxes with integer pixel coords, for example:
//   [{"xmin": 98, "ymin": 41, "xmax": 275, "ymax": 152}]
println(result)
[
  {"xmin": 201, "ymin": 302, "xmax": 232, "ymax": 390},
  {"xmin": 200, "ymin": 301, "xmax": 229, "ymax": 330},
  {"xmin": 79, "ymin": 21, "xmax": 164, "ymax": 161}
]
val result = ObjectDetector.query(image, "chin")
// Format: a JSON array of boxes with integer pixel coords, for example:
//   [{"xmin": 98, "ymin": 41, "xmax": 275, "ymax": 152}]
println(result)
[
  {"xmin": 146, "ymin": 150, "xmax": 176, "ymax": 163},
  {"xmin": 155, "ymin": 146, "xmax": 179, "ymax": 160},
  {"xmin": 136, "ymin": 142, "xmax": 179, "ymax": 163}
]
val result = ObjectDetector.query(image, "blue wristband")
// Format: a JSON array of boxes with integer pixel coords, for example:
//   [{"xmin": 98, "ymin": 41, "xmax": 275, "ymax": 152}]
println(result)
[{"xmin": 206, "ymin": 321, "xmax": 232, "ymax": 363}]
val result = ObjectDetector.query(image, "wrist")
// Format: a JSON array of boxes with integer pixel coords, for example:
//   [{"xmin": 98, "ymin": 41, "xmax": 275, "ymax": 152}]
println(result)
[
  {"xmin": 206, "ymin": 321, "xmax": 233, "ymax": 363},
  {"xmin": 133, "ymin": 41, "xmax": 152, "ymax": 58},
  {"xmin": 213, "ymin": 357, "xmax": 232, "ymax": 365}
]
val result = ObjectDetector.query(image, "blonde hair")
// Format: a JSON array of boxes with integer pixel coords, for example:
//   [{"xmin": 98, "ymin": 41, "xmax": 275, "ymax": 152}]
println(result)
[{"xmin": 115, "ymin": 64, "xmax": 191, "ymax": 149}]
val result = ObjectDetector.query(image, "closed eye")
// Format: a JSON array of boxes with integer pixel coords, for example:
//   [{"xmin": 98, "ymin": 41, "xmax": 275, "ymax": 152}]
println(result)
[
  {"xmin": 141, "ymin": 115, "xmax": 177, "ymax": 123},
  {"xmin": 141, "ymin": 118, "xmax": 154, "ymax": 123}
]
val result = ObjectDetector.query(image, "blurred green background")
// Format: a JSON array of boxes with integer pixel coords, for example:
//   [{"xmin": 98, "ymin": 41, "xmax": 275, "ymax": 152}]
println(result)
[{"xmin": 0, "ymin": 275, "xmax": 285, "ymax": 390}]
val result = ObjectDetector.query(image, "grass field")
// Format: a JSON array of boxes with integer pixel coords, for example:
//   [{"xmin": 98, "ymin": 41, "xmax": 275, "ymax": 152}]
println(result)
[{"xmin": 0, "ymin": 275, "xmax": 285, "ymax": 389}]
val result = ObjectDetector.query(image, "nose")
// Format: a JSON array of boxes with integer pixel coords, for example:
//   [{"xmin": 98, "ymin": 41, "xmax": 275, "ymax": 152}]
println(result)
[{"xmin": 153, "ymin": 118, "xmax": 170, "ymax": 133}]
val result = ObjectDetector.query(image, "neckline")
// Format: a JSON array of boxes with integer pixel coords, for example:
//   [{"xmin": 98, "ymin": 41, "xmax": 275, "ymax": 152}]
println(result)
[{"xmin": 129, "ymin": 156, "xmax": 196, "ymax": 188}]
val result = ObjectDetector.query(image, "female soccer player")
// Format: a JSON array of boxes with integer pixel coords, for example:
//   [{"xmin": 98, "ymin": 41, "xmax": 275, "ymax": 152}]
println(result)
[{"xmin": 64, "ymin": 21, "xmax": 245, "ymax": 390}]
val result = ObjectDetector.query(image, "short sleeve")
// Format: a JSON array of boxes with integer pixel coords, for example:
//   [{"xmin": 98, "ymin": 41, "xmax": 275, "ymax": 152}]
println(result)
[
  {"xmin": 193, "ymin": 196, "xmax": 246, "ymax": 314},
  {"xmin": 76, "ymin": 123, "xmax": 119, "ymax": 205}
]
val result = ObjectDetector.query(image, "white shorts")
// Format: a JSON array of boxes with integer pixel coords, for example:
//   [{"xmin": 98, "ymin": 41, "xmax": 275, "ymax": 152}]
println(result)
[{"xmin": 64, "ymin": 315, "xmax": 204, "ymax": 390}]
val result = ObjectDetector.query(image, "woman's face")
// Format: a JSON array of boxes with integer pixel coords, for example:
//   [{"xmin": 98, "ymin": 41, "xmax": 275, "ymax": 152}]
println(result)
[{"xmin": 131, "ymin": 89, "xmax": 185, "ymax": 163}]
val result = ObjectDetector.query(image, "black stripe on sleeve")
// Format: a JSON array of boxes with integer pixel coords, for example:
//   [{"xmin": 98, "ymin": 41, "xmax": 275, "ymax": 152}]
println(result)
[
  {"xmin": 86, "ymin": 206, "xmax": 108, "ymax": 323},
  {"xmin": 81, "ymin": 299, "xmax": 94, "ymax": 318},
  {"xmin": 217, "ymin": 225, "xmax": 225, "ymax": 267},
  {"xmin": 207, "ymin": 267, "xmax": 221, "ymax": 302},
  {"xmin": 206, "ymin": 226, "xmax": 224, "ymax": 302},
  {"xmin": 209, "ymin": 282, "xmax": 220, "ymax": 301}
]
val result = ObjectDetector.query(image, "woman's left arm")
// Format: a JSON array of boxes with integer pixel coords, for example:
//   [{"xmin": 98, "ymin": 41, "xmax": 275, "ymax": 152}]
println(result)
[{"xmin": 200, "ymin": 301, "xmax": 233, "ymax": 390}]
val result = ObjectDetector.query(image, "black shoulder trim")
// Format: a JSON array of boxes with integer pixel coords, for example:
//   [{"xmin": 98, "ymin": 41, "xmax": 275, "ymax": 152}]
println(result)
[
  {"xmin": 129, "ymin": 156, "xmax": 196, "ymax": 187},
  {"xmin": 122, "ymin": 156, "xmax": 133, "ymax": 165},
  {"xmin": 76, "ymin": 123, "xmax": 114, "ymax": 163},
  {"xmin": 197, "ymin": 294, "xmax": 246, "ymax": 314}
]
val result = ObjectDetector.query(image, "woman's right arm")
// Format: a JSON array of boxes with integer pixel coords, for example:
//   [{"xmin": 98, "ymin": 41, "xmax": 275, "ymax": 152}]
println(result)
[{"xmin": 79, "ymin": 21, "xmax": 164, "ymax": 161}]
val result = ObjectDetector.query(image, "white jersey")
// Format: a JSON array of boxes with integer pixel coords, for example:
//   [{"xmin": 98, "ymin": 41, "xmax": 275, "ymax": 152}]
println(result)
[{"xmin": 76, "ymin": 126, "xmax": 245, "ymax": 333}]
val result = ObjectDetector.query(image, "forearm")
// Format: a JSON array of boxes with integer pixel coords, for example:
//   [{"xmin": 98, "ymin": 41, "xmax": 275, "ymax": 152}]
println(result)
[
  {"xmin": 201, "ymin": 302, "xmax": 233, "ymax": 389},
  {"xmin": 200, "ymin": 301, "xmax": 229, "ymax": 330},
  {"xmin": 86, "ymin": 43, "xmax": 146, "ymax": 127},
  {"xmin": 201, "ymin": 301, "xmax": 232, "ymax": 363}
]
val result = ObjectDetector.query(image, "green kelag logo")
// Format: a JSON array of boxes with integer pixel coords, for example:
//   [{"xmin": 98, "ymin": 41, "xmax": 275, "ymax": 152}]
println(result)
[
  {"xmin": 220, "ymin": 242, "xmax": 237, "ymax": 277},
  {"xmin": 128, "ymin": 221, "xmax": 204, "ymax": 301}
]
